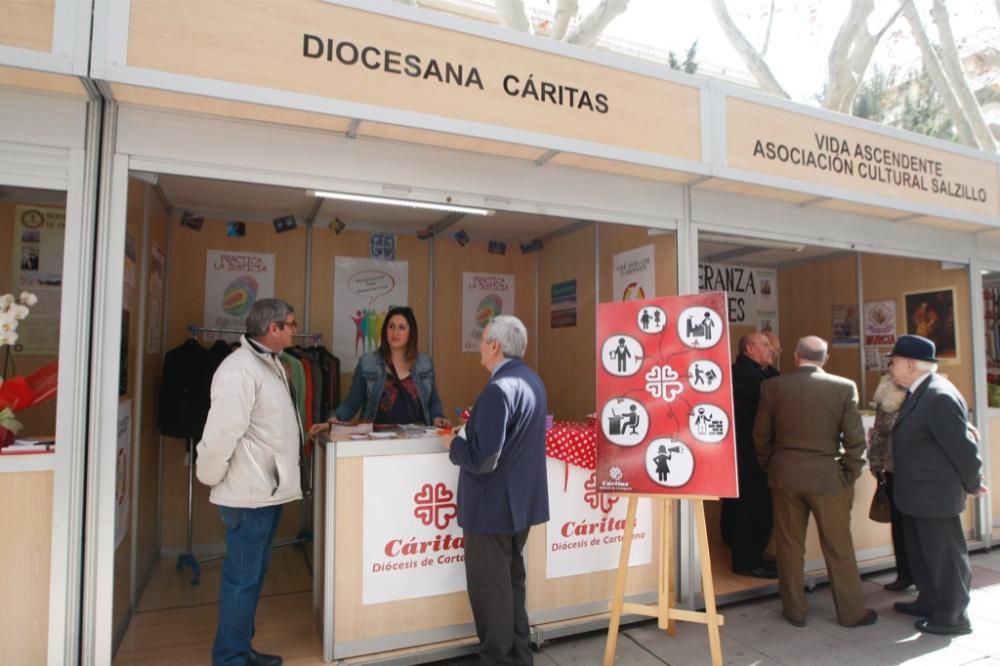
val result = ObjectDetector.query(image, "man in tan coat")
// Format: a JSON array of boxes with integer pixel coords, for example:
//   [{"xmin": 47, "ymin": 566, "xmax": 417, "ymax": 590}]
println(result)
[{"xmin": 753, "ymin": 336, "xmax": 877, "ymax": 628}]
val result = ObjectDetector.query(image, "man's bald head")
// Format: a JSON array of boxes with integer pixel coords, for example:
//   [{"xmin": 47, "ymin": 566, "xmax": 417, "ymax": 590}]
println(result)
[
  {"xmin": 795, "ymin": 335, "xmax": 828, "ymax": 366},
  {"xmin": 741, "ymin": 332, "xmax": 772, "ymax": 366}
]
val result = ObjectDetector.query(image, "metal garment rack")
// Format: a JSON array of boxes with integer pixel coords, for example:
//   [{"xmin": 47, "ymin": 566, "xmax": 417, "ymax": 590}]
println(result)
[{"xmin": 175, "ymin": 325, "xmax": 322, "ymax": 585}]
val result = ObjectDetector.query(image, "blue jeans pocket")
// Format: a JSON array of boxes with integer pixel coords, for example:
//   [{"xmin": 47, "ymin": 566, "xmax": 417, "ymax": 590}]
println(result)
[{"xmin": 218, "ymin": 506, "xmax": 243, "ymax": 531}]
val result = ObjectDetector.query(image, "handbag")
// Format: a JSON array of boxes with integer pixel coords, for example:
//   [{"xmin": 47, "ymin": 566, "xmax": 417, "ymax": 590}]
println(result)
[{"xmin": 869, "ymin": 476, "xmax": 892, "ymax": 523}]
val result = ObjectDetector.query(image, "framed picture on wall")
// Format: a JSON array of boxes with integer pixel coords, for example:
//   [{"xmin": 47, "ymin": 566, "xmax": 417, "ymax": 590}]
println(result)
[{"xmin": 903, "ymin": 288, "xmax": 958, "ymax": 363}]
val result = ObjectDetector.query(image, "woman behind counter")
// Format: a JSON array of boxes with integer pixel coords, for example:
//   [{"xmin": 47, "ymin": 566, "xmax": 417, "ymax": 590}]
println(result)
[{"xmin": 312, "ymin": 306, "xmax": 451, "ymax": 432}]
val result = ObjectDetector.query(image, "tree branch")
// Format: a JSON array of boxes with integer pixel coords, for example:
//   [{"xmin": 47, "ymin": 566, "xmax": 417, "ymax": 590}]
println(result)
[
  {"xmin": 552, "ymin": 0, "xmax": 579, "ymax": 41},
  {"xmin": 930, "ymin": 0, "xmax": 997, "ymax": 150},
  {"xmin": 495, "ymin": 0, "xmax": 533, "ymax": 34},
  {"xmin": 710, "ymin": 0, "xmax": 789, "ymax": 98},
  {"xmin": 761, "ymin": 0, "xmax": 776, "ymax": 58},
  {"xmin": 902, "ymin": 0, "xmax": 977, "ymax": 146},
  {"xmin": 566, "ymin": 0, "xmax": 629, "ymax": 46}
]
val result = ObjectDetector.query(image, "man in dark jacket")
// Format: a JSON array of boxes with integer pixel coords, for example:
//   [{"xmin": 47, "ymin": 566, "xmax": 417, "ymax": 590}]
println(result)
[
  {"xmin": 721, "ymin": 333, "xmax": 777, "ymax": 578},
  {"xmin": 888, "ymin": 335, "xmax": 986, "ymax": 636},
  {"xmin": 446, "ymin": 315, "xmax": 549, "ymax": 666}
]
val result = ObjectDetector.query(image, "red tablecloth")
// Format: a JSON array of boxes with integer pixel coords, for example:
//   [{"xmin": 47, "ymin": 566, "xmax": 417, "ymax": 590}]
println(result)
[{"xmin": 546, "ymin": 420, "xmax": 596, "ymax": 470}]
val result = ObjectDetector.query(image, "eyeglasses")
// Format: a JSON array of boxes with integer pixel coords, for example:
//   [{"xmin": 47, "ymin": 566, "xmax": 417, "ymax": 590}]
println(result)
[{"xmin": 276, "ymin": 319, "xmax": 298, "ymax": 330}]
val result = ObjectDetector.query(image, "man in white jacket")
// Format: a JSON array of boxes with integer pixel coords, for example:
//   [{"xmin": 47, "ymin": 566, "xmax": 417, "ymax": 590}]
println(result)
[{"xmin": 197, "ymin": 298, "xmax": 303, "ymax": 666}]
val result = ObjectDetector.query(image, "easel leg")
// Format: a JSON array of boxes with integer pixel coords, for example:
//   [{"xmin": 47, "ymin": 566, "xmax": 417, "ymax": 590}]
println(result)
[
  {"xmin": 658, "ymin": 498, "xmax": 676, "ymax": 635},
  {"xmin": 603, "ymin": 496, "xmax": 638, "ymax": 666},
  {"xmin": 694, "ymin": 500, "xmax": 723, "ymax": 666}
]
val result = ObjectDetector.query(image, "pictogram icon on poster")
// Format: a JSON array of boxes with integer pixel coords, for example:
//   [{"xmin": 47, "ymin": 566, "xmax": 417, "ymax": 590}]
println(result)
[
  {"xmin": 644, "ymin": 438, "xmax": 694, "ymax": 487},
  {"xmin": 636, "ymin": 306, "xmax": 667, "ymax": 334},
  {"xmin": 601, "ymin": 397, "xmax": 649, "ymax": 446},
  {"xmin": 677, "ymin": 306, "xmax": 723, "ymax": 349},
  {"xmin": 687, "ymin": 360, "xmax": 723, "ymax": 393},
  {"xmin": 644, "ymin": 365, "xmax": 684, "ymax": 402},
  {"xmin": 601, "ymin": 334, "xmax": 644, "ymax": 377},
  {"xmin": 688, "ymin": 404, "xmax": 729, "ymax": 444}
]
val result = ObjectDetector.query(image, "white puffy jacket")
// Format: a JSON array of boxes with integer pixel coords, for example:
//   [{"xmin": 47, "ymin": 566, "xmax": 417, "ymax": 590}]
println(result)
[{"xmin": 196, "ymin": 336, "xmax": 303, "ymax": 508}]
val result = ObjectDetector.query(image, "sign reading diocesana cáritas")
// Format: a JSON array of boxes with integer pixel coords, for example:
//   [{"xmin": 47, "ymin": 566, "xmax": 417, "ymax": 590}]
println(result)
[{"xmin": 595, "ymin": 292, "xmax": 738, "ymax": 498}]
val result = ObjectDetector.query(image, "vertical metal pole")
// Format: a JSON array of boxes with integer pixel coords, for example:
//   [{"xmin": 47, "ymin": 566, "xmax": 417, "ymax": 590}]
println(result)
[
  {"xmin": 187, "ymin": 440, "xmax": 194, "ymax": 555},
  {"xmin": 969, "ymin": 260, "xmax": 992, "ymax": 546},
  {"xmin": 856, "ymin": 252, "xmax": 867, "ymax": 402},
  {"xmin": 304, "ymin": 221, "xmax": 314, "ymax": 332}
]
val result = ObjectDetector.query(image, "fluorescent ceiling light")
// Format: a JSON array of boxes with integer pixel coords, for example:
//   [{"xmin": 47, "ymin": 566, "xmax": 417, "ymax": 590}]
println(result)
[
  {"xmin": 309, "ymin": 190, "xmax": 494, "ymax": 216},
  {"xmin": 699, "ymin": 232, "xmax": 804, "ymax": 252}
]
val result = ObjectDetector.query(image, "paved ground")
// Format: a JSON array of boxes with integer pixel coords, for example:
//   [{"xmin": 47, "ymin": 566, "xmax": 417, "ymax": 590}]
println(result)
[{"xmin": 438, "ymin": 549, "xmax": 1000, "ymax": 665}]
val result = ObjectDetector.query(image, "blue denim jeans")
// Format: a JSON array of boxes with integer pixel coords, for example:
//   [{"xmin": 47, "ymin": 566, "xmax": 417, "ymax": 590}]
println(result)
[{"xmin": 212, "ymin": 504, "xmax": 284, "ymax": 666}]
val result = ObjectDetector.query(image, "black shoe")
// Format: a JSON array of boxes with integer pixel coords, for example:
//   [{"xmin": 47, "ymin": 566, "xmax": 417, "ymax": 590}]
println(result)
[
  {"xmin": 894, "ymin": 601, "xmax": 931, "ymax": 617},
  {"xmin": 884, "ymin": 578, "xmax": 914, "ymax": 592},
  {"xmin": 250, "ymin": 650, "xmax": 283, "ymax": 666},
  {"xmin": 757, "ymin": 560, "xmax": 778, "ymax": 575},
  {"xmin": 844, "ymin": 609, "xmax": 878, "ymax": 627},
  {"xmin": 783, "ymin": 612, "xmax": 806, "ymax": 627},
  {"xmin": 734, "ymin": 566, "xmax": 779, "ymax": 579},
  {"xmin": 915, "ymin": 617, "xmax": 972, "ymax": 636}
]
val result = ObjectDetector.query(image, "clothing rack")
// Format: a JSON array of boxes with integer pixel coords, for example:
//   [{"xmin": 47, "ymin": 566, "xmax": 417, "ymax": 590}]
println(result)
[
  {"xmin": 172, "ymin": 325, "xmax": 320, "ymax": 586},
  {"xmin": 187, "ymin": 325, "xmax": 323, "ymax": 343}
]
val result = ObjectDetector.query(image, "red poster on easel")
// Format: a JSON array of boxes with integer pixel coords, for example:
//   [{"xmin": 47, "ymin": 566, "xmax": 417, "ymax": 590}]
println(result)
[{"xmin": 595, "ymin": 292, "xmax": 738, "ymax": 498}]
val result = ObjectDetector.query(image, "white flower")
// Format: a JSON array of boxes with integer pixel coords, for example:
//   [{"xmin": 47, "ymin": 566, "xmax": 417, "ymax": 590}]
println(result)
[
  {"xmin": 11, "ymin": 305, "xmax": 29, "ymax": 320},
  {"xmin": 0, "ymin": 331, "xmax": 16, "ymax": 347},
  {"xmin": 0, "ymin": 294, "xmax": 12, "ymax": 308},
  {"xmin": 18, "ymin": 292, "xmax": 37, "ymax": 307}
]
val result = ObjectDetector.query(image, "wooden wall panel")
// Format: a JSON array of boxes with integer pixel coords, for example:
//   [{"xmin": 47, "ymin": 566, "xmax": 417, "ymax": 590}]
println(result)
[
  {"xmin": 597, "ymin": 224, "xmax": 677, "ymax": 303},
  {"xmin": 777, "ymin": 254, "xmax": 861, "ymax": 387},
  {"xmin": 0, "ymin": 0, "xmax": 55, "ymax": 52},
  {"xmin": 161, "ymin": 214, "xmax": 308, "ymax": 551},
  {"xmin": 137, "ymin": 186, "xmax": 170, "ymax": 588},
  {"xmin": 861, "ymin": 253, "xmax": 973, "ymax": 404},
  {"xmin": 113, "ymin": 177, "xmax": 147, "ymax": 636},
  {"xmin": 308, "ymin": 228, "xmax": 431, "ymax": 403},
  {"xmin": 0, "ymin": 470, "xmax": 53, "ymax": 665},
  {"xmin": 432, "ymin": 238, "xmax": 537, "ymax": 420},
  {"xmin": 537, "ymin": 225, "xmax": 596, "ymax": 420}
]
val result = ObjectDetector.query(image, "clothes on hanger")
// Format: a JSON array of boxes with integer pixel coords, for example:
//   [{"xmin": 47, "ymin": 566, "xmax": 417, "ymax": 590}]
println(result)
[{"xmin": 158, "ymin": 339, "xmax": 216, "ymax": 440}]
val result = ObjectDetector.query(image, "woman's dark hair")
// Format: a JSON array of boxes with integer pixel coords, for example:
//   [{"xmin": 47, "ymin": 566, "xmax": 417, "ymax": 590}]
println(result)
[{"xmin": 380, "ymin": 306, "xmax": 419, "ymax": 366}]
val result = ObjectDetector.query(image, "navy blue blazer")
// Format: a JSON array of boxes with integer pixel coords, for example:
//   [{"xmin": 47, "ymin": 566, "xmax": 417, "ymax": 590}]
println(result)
[
  {"xmin": 892, "ymin": 373, "xmax": 982, "ymax": 518},
  {"xmin": 449, "ymin": 358, "xmax": 550, "ymax": 534}
]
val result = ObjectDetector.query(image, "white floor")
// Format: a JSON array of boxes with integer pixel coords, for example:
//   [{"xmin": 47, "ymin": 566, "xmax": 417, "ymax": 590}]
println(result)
[{"xmin": 438, "ymin": 549, "xmax": 1000, "ymax": 665}]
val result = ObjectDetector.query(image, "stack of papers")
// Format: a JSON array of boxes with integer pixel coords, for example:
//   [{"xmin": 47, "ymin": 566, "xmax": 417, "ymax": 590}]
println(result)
[{"xmin": 1, "ymin": 436, "xmax": 55, "ymax": 454}]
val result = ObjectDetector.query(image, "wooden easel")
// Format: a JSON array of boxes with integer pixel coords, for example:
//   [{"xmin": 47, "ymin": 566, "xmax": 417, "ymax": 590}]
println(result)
[{"xmin": 603, "ymin": 495, "xmax": 724, "ymax": 666}]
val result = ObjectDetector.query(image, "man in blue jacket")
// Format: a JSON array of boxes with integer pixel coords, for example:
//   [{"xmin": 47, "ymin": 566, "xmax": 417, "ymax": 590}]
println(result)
[{"xmin": 445, "ymin": 315, "xmax": 549, "ymax": 665}]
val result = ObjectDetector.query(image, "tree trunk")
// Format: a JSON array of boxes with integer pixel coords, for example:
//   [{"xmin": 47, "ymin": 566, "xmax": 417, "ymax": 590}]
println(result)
[
  {"xmin": 552, "ymin": 0, "xmax": 579, "ymax": 41},
  {"xmin": 710, "ymin": 0, "xmax": 789, "ymax": 98},
  {"xmin": 566, "ymin": 0, "xmax": 629, "ymax": 46},
  {"xmin": 495, "ymin": 0, "xmax": 533, "ymax": 34},
  {"xmin": 824, "ymin": 1, "xmax": 903, "ymax": 114},
  {"xmin": 930, "ymin": 0, "xmax": 998, "ymax": 151},
  {"xmin": 901, "ymin": 0, "xmax": 978, "ymax": 147}
]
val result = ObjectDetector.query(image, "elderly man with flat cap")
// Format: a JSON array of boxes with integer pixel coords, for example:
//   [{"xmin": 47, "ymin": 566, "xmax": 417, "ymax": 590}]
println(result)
[{"xmin": 887, "ymin": 334, "xmax": 987, "ymax": 636}]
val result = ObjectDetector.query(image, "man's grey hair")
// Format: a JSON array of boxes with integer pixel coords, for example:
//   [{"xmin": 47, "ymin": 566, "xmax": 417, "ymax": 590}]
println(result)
[
  {"xmin": 795, "ymin": 335, "xmax": 828, "ymax": 364},
  {"xmin": 485, "ymin": 315, "xmax": 528, "ymax": 358},
  {"xmin": 914, "ymin": 359, "xmax": 939, "ymax": 374},
  {"xmin": 246, "ymin": 298, "xmax": 295, "ymax": 337}
]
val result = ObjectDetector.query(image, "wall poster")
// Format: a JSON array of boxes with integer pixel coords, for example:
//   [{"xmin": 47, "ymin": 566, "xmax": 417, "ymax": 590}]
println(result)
[
  {"xmin": 115, "ymin": 400, "xmax": 132, "ymax": 549},
  {"xmin": 334, "ymin": 257, "xmax": 409, "ymax": 365},
  {"xmin": 203, "ymin": 250, "xmax": 275, "ymax": 339},
  {"xmin": 595, "ymin": 292, "xmax": 738, "ymax": 497},
  {"xmin": 698, "ymin": 262, "xmax": 778, "ymax": 333},
  {"xmin": 362, "ymin": 453, "xmax": 466, "ymax": 605},
  {"xmin": 462, "ymin": 272, "xmax": 514, "ymax": 352},
  {"xmin": 831, "ymin": 304, "xmax": 860, "ymax": 347},
  {"xmin": 612, "ymin": 245, "xmax": 655, "ymax": 302},
  {"xmin": 904, "ymin": 288, "xmax": 958, "ymax": 362},
  {"xmin": 146, "ymin": 243, "xmax": 165, "ymax": 354},
  {"xmin": 550, "ymin": 279, "xmax": 577, "ymax": 329},
  {"xmin": 10, "ymin": 205, "xmax": 65, "ymax": 354},
  {"xmin": 863, "ymin": 300, "xmax": 897, "ymax": 347}
]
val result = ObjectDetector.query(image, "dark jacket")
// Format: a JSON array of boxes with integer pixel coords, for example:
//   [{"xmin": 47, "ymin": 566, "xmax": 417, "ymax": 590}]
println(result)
[
  {"xmin": 158, "ymin": 339, "xmax": 220, "ymax": 440},
  {"xmin": 732, "ymin": 354, "xmax": 770, "ymax": 484},
  {"xmin": 333, "ymin": 351, "xmax": 444, "ymax": 424},
  {"xmin": 892, "ymin": 373, "xmax": 982, "ymax": 518},
  {"xmin": 448, "ymin": 358, "xmax": 549, "ymax": 534}
]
